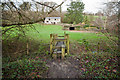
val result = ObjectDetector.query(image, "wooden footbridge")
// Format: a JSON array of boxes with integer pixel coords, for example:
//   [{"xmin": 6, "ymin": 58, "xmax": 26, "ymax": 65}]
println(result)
[{"xmin": 50, "ymin": 32, "xmax": 69, "ymax": 59}]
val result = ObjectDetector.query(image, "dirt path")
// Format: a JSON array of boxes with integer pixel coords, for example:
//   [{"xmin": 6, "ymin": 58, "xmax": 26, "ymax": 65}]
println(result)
[{"xmin": 45, "ymin": 56, "xmax": 84, "ymax": 78}]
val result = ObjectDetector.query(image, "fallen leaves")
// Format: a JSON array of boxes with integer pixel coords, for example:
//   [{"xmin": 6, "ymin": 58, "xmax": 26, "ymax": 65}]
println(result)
[
  {"xmin": 85, "ymin": 60, "xmax": 89, "ymax": 63},
  {"xmin": 37, "ymin": 75, "xmax": 41, "ymax": 78},
  {"xmin": 29, "ymin": 72, "xmax": 37, "ymax": 76},
  {"xmin": 81, "ymin": 68, "xmax": 86, "ymax": 72},
  {"xmin": 112, "ymin": 69, "xmax": 117, "ymax": 73},
  {"xmin": 36, "ymin": 56, "xmax": 39, "ymax": 59},
  {"xmin": 105, "ymin": 66, "xmax": 117, "ymax": 73},
  {"xmin": 108, "ymin": 70, "xmax": 110, "ymax": 72},
  {"xmin": 105, "ymin": 66, "xmax": 108, "ymax": 70}
]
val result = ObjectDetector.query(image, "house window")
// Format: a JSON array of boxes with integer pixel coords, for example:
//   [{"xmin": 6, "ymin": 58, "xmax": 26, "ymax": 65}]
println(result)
[
  {"xmin": 55, "ymin": 19, "xmax": 56, "ymax": 20},
  {"xmin": 47, "ymin": 21, "xmax": 49, "ymax": 23},
  {"xmin": 49, "ymin": 19, "xmax": 50, "ymax": 20}
]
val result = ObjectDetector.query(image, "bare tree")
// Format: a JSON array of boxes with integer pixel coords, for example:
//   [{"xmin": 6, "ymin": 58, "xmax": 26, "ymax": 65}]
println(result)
[
  {"xmin": 93, "ymin": 17, "xmax": 104, "ymax": 29},
  {"xmin": 19, "ymin": 2, "xmax": 31, "ymax": 11},
  {"xmin": 2, "ymin": 0, "xmax": 66, "ymax": 27},
  {"xmin": 105, "ymin": 1, "xmax": 119, "ymax": 52},
  {"xmin": 1, "ymin": 0, "xmax": 66, "ymax": 37},
  {"xmin": 92, "ymin": 1, "xmax": 119, "ymax": 53},
  {"xmin": 117, "ymin": 1, "xmax": 120, "ymax": 53}
]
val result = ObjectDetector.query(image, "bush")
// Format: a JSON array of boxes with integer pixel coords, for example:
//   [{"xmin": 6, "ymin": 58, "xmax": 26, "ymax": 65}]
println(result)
[
  {"xmin": 83, "ymin": 24, "xmax": 89, "ymax": 28},
  {"xmin": 85, "ymin": 27, "xmax": 97, "ymax": 29},
  {"xmin": 77, "ymin": 52, "xmax": 119, "ymax": 78},
  {"xmin": 2, "ymin": 55, "xmax": 48, "ymax": 78},
  {"xmin": 97, "ymin": 27, "xmax": 104, "ymax": 29},
  {"xmin": 75, "ymin": 26, "xmax": 81, "ymax": 28},
  {"xmin": 73, "ymin": 21, "xmax": 76, "ymax": 25},
  {"xmin": 90, "ymin": 26, "xmax": 97, "ymax": 27}
]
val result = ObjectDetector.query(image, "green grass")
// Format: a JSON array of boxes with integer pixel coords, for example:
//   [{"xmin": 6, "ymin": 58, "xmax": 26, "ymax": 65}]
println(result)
[
  {"xmin": 25, "ymin": 24, "xmax": 66, "ymax": 42},
  {"xmin": 25, "ymin": 24, "xmax": 107, "ymax": 43}
]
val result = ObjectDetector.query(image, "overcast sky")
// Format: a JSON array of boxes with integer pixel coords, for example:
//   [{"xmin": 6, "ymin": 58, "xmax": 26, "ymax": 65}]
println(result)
[
  {"xmin": 2, "ymin": 0, "xmax": 120, "ymax": 13},
  {"xmin": 43, "ymin": 0, "xmax": 120, "ymax": 13},
  {"xmin": 47, "ymin": 0, "xmax": 106, "ymax": 13}
]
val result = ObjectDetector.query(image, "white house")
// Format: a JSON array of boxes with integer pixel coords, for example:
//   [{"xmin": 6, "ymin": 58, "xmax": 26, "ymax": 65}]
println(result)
[{"xmin": 44, "ymin": 17, "xmax": 61, "ymax": 24}]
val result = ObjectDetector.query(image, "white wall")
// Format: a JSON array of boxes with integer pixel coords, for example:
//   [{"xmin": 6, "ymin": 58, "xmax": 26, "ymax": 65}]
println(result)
[{"xmin": 45, "ymin": 18, "xmax": 61, "ymax": 24}]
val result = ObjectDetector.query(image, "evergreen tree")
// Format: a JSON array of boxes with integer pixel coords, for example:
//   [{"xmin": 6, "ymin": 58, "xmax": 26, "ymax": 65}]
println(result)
[{"xmin": 64, "ymin": 0, "xmax": 84, "ymax": 24}]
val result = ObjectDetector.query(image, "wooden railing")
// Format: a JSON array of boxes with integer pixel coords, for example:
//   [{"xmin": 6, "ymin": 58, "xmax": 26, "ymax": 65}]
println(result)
[{"xmin": 50, "ymin": 32, "xmax": 69, "ymax": 59}]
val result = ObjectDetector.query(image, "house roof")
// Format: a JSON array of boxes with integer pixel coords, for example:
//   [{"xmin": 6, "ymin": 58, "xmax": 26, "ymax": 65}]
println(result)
[{"xmin": 46, "ymin": 17, "xmax": 61, "ymax": 19}]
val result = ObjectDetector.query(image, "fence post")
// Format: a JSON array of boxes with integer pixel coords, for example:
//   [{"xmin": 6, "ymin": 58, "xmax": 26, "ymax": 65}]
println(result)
[
  {"xmin": 50, "ymin": 34, "xmax": 53, "ymax": 55},
  {"xmin": 27, "ymin": 42, "xmax": 29, "ymax": 54},
  {"xmin": 66, "ymin": 34, "xmax": 69, "ymax": 54},
  {"xmin": 62, "ymin": 45, "xmax": 65, "ymax": 59},
  {"xmin": 64, "ymin": 33, "xmax": 67, "ymax": 48}
]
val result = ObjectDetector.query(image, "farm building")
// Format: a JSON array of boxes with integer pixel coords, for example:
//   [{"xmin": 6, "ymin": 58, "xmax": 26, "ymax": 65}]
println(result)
[{"xmin": 44, "ymin": 17, "xmax": 61, "ymax": 24}]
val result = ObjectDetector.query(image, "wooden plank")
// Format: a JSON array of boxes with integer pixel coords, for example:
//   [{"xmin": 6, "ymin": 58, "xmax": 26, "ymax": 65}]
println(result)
[
  {"xmin": 58, "ymin": 36, "xmax": 64, "ymax": 37},
  {"xmin": 64, "ymin": 34, "xmax": 67, "ymax": 47},
  {"xmin": 55, "ymin": 39, "xmax": 66, "ymax": 40},
  {"xmin": 27, "ymin": 42, "xmax": 29, "ymax": 54},
  {"xmin": 66, "ymin": 34, "xmax": 69, "ymax": 54},
  {"xmin": 61, "ymin": 45, "xmax": 65, "ymax": 59},
  {"xmin": 55, "ymin": 45, "xmax": 66, "ymax": 48},
  {"xmin": 54, "ymin": 39, "xmax": 66, "ymax": 41},
  {"xmin": 52, "ymin": 54, "xmax": 57, "ymax": 59},
  {"xmin": 50, "ymin": 34, "xmax": 53, "ymax": 55},
  {"xmin": 53, "ymin": 51, "xmax": 62, "ymax": 54},
  {"xmin": 52, "ymin": 34, "xmax": 58, "ymax": 53},
  {"xmin": 56, "ymin": 41, "xmax": 64, "ymax": 46}
]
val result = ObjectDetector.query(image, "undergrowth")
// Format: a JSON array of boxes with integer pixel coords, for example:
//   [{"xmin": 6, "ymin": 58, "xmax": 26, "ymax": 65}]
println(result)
[
  {"xmin": 2, "ymin": 43, "xmax": 50, "ymax": 78},
  {"xmin": 77, "ymin": 52, "xmax": 119, "ymax": 78}
]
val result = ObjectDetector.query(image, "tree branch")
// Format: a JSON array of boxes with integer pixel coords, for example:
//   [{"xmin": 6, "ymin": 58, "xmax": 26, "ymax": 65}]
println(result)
[
  {"xmin": 2, "ymin": 18, "xmax": 44, "ymax": 27},
  {"xmin": 32, "ymin": 0, "xmax": 54, "ymax": 9},
  {"xmin": 2, "ymin": 0, "xmax": 66, "ymax": 27}
]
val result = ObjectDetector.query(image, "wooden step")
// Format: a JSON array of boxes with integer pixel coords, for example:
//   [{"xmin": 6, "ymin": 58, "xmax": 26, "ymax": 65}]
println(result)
[
  {"xmin": 53, "ymin": 51, "xmax": 62, "ymax": 54},
  {"xmin": 56, "ymin": 41, "xmax": 65, "ymax": 46},
  {"xmin": 54, "ymin": 39, "xmax": 66, "ymax": 41},
  {"xmin": 58, "ymin": 36, "xmax": 64, "ymax": 37},
  {"xmin": 55, "ymin": 45, "xmax": 66, "ymax": 48}
]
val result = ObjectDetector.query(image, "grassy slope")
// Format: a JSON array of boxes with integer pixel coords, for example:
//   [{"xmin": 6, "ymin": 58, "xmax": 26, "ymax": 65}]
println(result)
[{"xmin": 25, "ymin": 24, "xmax": 107, "ymax": 43}]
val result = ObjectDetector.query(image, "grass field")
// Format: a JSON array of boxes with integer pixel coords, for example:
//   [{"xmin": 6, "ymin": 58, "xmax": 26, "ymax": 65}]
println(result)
[{"xmin": 25, "ymin": 24, "xmax": 108, "ymax": 43}]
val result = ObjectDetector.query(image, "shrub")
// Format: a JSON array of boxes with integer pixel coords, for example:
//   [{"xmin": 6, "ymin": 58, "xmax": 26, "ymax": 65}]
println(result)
[
  {"xmin": 78, "ymin": 39, "xmax": 89, "ymax": 50},
  {"xmin": 85, "ymin": 27, "xmax": 97, "ymax": 29},
  {"xmin": 2, "ymin": 56, "xmax": 48, "ymax": 78},
  {"xmin": 83, "ymin": 24, "xmax": 89, "ymax": 28},
  {"xmin": 90, "ymin": 26, "xmax": 97, "ymax": 27},
  {"xmin": 75, "ymin": 26, "xmax": 81, "ymax": 28},
  {"xmin": 73, "ymin": 21, "xmax": 76, "ymax": 25}
]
